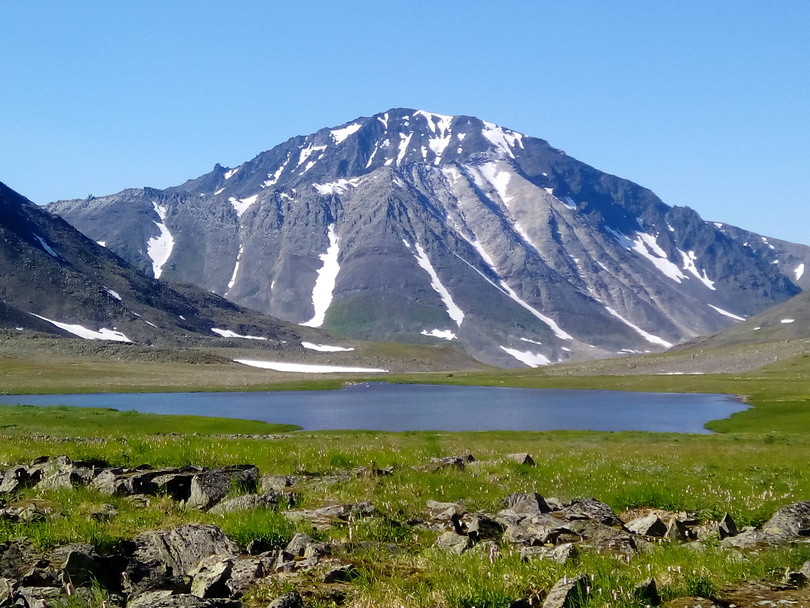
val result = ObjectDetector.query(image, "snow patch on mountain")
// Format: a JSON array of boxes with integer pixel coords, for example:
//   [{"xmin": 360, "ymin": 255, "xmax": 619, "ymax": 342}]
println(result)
[
  {"xmin": 421, "ymin": 329, "xmax": 457, "ymax": 340},
  {"xmin": 147, "ymin": 202, "xmax": 174, "ymax": 279},
  {"xmin": 234, "ymin": 359, "xmax": 388, "ymax": 373},
  {"xmin": 708, "ymin": 304, "xmax": 745, "ymax": 321},
  {"xmin": 32, "ymin": 314, "xmax": 131, "ymax": 342},
  {"xmin": 412, "ymin": 242, "xmax": 465, "ymax": 327},
  {"xmin": 607, "ymin": 228, "xmax": 687, "ymax": 284},
  {"xmin": 313, "ymin": 178, "xmax": 362, "ymax": 195},
  {"xmin": 301, "ymin": 342, "xmax": 355, "ymax": 352},
  {"xmin": 604, "ymin": 307, "xmax": 673, "ymax": 348},
  {"xmin": 499, "ymin": 346, "xmax": 550, "ymax": 367},
  {"xmin": 397, "ymin": 132, "xmax": 414, "ymax": 166},
  {"xmin": 106, "ymin": 289, "xmax": 122, "ymax": 301},
  {"xmin": 229, "ymin": 195, "xmax": 259, "ymax": 217},
  {"xmin": 227, "ymin": 245, "xmax": 244, "ymax": 293},
  {"xmin": 681, "ymin": 250, "xmax": 716, "ymax": 290},
  {"xmin": 297, "ymin": 144, "xmax": 327, "ymax": 173},
  {"xmin": 796, "ymin": 263, "xmax": 805, "ymax": 281},
  {"xmin": 301, "ymin": 224, "xmax": 341, "ymax": 328},
  {"xmin": 330, "ymin": 123, "xmax": 362, "ymax": 144},
  {"xmin": 263, "ymin": 157, "xmax": 290, "ymax": 189},
  {"xmin": 224, "ymin": 167, "xmax": 239, "ymax": 180},
  {"xmin": 34, "ymin": 234, "xmax": 58, "ymax": 258},
  {"xmin": 211, "ymin": 328, "xmax": 267, "ymax": 340},
  {"xmin": 481, "ymin": 121, "xmax": 524, "ymax": 159},
  {"xmin": 478, "ymin": 162, "xmax": 514, "ymax": 203}
]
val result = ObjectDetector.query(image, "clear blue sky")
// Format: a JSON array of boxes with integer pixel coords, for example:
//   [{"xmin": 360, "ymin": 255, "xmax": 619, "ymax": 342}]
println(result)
[{"xmin": 2, "ymin": 1, "xmax": 808, "ymax": 244}]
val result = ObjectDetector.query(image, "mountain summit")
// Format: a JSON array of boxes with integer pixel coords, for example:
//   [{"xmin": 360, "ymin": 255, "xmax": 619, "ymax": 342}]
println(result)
[{"xmin": 48, "ymin": 109, "xmax": 809, "ymax": 367}]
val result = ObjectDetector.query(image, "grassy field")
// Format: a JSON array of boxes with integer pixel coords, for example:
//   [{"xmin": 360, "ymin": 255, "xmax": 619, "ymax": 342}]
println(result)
[{"xmin": 1, "ymin": 335, "xmax": 810, "ymax": 605}]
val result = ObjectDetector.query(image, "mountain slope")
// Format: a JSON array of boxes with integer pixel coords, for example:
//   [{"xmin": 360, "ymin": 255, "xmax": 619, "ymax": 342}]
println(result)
[
  {"xmin": 48, "ymin": 109, "xmax": 806, "ymax": 367},
  {"xmin": 0, "ymin": 180, "xmax": 307, "ymax": 346}
]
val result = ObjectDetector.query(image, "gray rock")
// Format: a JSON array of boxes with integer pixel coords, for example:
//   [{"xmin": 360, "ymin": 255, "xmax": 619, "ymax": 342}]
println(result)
[
  {"xmin": 761, "ymin": 501, "xmax": 810, "ymax": 540},
  {"xmin": 284, "ymin": 502, "xmax": 376, "ymax": 529},
  {"xmin": 559, "ymin": 498, "xmax": 622, "ymax": 526},
  {"xmin": 520, "ymin": 543, "xmax": 578, "ymax": 565},
  {"xmin": 261, "ymin": 475, "xmax": 293, "ymax": 492},
  {"xmin": 208, "ymin": 491, "xmax": 288, "ymax": 515},
  {"xmin": 133, "ymin": 524, "xmax": 240, "ymax": 578},
  {"xmin": 499, "ymin": 513, "xmax": 577, "ymax": 546},
  {"xmin": 268, "ymin": 591, "xmax": 304, "ymax": 608},
  {"xmin": 434, "ymin": 531, "xmax": 472, "ymax": 555},
  {"xmin": 502, "ymin": 492, "xmax": 550, "ymax": 515},
  {"xmin": 0, "ymin": 577, "xmax": 15, "ymax": 606},
  {"xmin": 186, "ymin": 465, "xmax": 259, "ymax": 510},
  {"xmin": 189, "ymin": 556, "xmax": 233, "ymax": 599},
  {"xmin": 127, "ymin": 591, "xmax": 241, "ymax": 608},
  {"xmin": 626, "ymin": 514, "xmax": 668, "ymax": 537},
  {"xmin": 460, "ymin": 513, "xmax": 503, "ymax": 541},
  {"xmin": 16, "ymin": 586, "xmax": 64, "ymax": 608},
  {"xmin": 505, "ymin": 453, "xmax": 535, "ymax": 466},
  {"xmin": 226, "ymin": 557, "xmax": 272, "ymax": 598},
  {"xmin": 567, "ymin": 519, "xmax": 637, "ymax": 555},
  {"xmin": 542, "ymin": 574, "xmax": 591, "ymax": 608}
]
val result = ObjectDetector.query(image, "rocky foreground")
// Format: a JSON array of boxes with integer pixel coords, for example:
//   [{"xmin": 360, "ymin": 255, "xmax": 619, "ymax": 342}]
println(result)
[{"xmin": 2, "ymin": 455, "xmax": 810, "ymax": 608}]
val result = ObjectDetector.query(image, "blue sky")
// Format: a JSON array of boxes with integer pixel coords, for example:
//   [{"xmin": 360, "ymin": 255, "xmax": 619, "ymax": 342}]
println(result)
[{"xmin": 2, "ymin": 1, "xmax": 808, "ymax": 244}]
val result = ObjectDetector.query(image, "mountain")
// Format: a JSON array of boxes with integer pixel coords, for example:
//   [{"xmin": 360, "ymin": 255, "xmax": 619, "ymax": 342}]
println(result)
[
  {"xmin": 0, "ymin": 180, "xmax": 309, "ymax": 346},
  {"xmin": 47, "ymin": 109, "xmax": 808, "ymax": 367}
]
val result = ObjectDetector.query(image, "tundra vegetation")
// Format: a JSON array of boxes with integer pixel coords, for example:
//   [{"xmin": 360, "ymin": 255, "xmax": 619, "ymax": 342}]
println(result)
[{"xmin": 0, "ymin": 341, "xmax": 809, "ymax": 607}]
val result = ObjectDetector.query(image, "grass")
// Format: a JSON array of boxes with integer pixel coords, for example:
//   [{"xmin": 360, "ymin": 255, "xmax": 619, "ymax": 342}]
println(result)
[{"xmin": 0, "ymin": 404, "xmax": 299, "ymax": 437}]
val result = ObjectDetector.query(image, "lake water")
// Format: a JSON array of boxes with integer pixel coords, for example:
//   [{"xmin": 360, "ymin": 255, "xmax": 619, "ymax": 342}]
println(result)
[{"xmin": 0, "ymin": 383, "xmax": 745, "ymax": 433}]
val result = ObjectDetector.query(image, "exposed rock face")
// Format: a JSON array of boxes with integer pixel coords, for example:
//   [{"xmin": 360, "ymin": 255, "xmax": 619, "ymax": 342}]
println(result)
[{"xmin": 46, "ymin": 109, "xmax": 808, "ymax": 367}]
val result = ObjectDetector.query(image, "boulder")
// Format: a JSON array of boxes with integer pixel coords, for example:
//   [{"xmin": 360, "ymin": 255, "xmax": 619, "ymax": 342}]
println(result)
[
  {"xmin": 542, "ymin": 574, "xmax": 591, "ymax": 608},
  {"xmin": 626, "ymin": 514, "xmax": 668, "ymax": 537},
  {"xmin": 226, "ymin": 557, "xmax": 273, "ymax": 598},
  {"xmin": 261, "ymin": 475, "xmax": 294, "ymax": 492},
  {"xmin": 567, "ymin": 519, "xmax": 637, "ymax": 555},
  {"xmin": 559, "ymin": 498, "xmax": 622, "ymax": 527},
  {"xmin": 434, "ymin": 531, "xmax": 472, "ymax": 555},
  {"xmin": 186, "ymin": 466, "xmax": 259, "ymax": 510},
  {"xmin": 284, "ymin": 502, "xmax": 376, "ymax": 529},
  {"xmin": 505, "ymin": 453, "xmax": 535, "ymax": 466},
  {"xmin": 520, "ymin": 543, "xmax": 578, "ymax": 565},
  {"xmin": 502, "ymin": 492, "xmax": 550, "ymax": 515},
  {"xmin": 0, "ymin": 577, "xmax": 15, "ymax": 606},
  {"xmin": 322, "ymin": 564, "xmax": 358, "ymax": 583},
  {"xmin": 208, "ymin": 492, "xmax": 290, "ymax": 515},
  {"xmin": 761, "ymin": 501, "xmax": 810, "ymax": 540},
  {"xmin": 459, "ymin": 514, "xmax": 504, "ymax": 541},
  {"xmin": 133, "ymin": 524, "xmax": 240, "ymax": 579},
  {"xmin": 189, "ymin": 556, "xmax": 233, "ymax": 599},
  {"xmin": 499, "ymin": 513, "xmax": 578, "ymax": 546}
]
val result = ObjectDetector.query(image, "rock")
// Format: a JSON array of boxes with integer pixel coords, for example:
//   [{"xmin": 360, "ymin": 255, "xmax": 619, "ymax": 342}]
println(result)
[
  {"xmin": 718, "ymin": 513, "xmax": 738, "ymax": 539},
  {"xmin": 277, "ymin": 533, "xmax": 330, "ymax": 569},
  {"xmin": 502, "ymin": 492, "xmax": 550, "ymax": 515},
  {"xmin": 0, "ymin": 466, "xmax": 40, "ymax": 495},
  {"xmin": 423, "ymin": 456, "xmax": 468, "ymax": 472},
  {"xmin": 56, "ymin": 546, "xmax": 102, "ymax": 587},
  {"xmin": 186, "ymin": 466, "xmax": 259, "ymax": 510},
  {"xmin": 426, "ymin": 500, "xmax": 464, "ymax": 521},
  {"xmin": 567, "ymin": 520, "xmax": 637, "ymax": 555},
  {"xmin": 0, "ymin": 577, "xmax": 15, "ymax": 606},
  {"xmin": 322, "ymin": 564, "xmax": 358, "ymax": 583},
  {"xmin": 626, "ymin": 514, "xmax": 668, "ymax": 537},
  {"xmin": 434, "ymin": 531, "xmax": 472, "ymax": 554},
  {"xmin": 268, "ymin": 591, "xmax": 304, "ymax": 608},
  {"xmin": 127, "ymin": 591, "xmax": 241, "ymax": 608},
  {"xmin": 506, "ymin": 453, "xmax": 535, "ymax": 466},
  {"xmin": 499, "ymin": 512, "xmax": 578, "ymax": 546},
  {"xmin": 261, "ymin": 475, "xmax": 293, "ymax": 492},
  {"xmin": 15, "ymin": 586, "xmax": 64, "ymax": 608},
  {"xmin": 783, "ymin": 568, "xmax": 808, "ymax": 588},
  {"xmin": 284, "ymin": 502, "xmax": 376, "ymax": 529},
  {"xmin": 559, "ymin": 498, "xmax": 622, "ymax": 526},
  {"xmin": 520, "ymin": 543, "xmax": 578, "ymax": 565},
  {"xmin": 542, "ymin": 574, "xmax": 591, "ymax": 608},
  {"xmin": 0, "ymin": 539, "xmax": 40, "ymax": 580},
  {"xmin": 151, "ymin": 471, "xmax": 200, "ymax": 501},
  {"xmin": 133, "ymin": 524, "xmax": 240, "ymax": 578},
  {"xmin": 189, "ymin": 556, "xmax": 233, "ymax": 599},
  {"xmin": 634, "ymin": 578, "xmax": 662, "ymax": 606},
  {"xmin": 226, "ymin": 557, "xmax": 272, "ymax": 598},
  {"xmin": 762, "ymin": 501, "xmax": 810, "ymax": 540},
  {"xmin": 208, "ymin": 492, "xmax": 290, "ymax": 515},
  {"xmin": 459, "ymin": 513, "xmax": 504, "ymax": 541}
]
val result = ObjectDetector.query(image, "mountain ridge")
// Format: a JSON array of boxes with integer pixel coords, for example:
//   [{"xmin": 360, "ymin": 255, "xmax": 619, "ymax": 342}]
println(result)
[{"xmin": 47, "ymin": 108, "xmax": 810, "ymax": 367}]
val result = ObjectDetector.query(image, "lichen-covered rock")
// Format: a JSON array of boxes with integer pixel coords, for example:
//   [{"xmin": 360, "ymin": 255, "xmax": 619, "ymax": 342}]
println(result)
[
  {"xmin": 502, "ymin": 492, "xmax": 550, "ymax": 515},
  {"xmin": 626, "ymin": 514, "xmax": 668, "ymax": 537},
  {"xmin": 133, "ymin": 524, "xmax": 240, "ymax": 579},
  {"xmin": 208, "ymin": 491, "xmax": 289, "ymax": 515},
  {"xmin": 434, "ymin": 531, "xmax": 472, "ymax": 554},
  {"xmin": 186, "ymin": 466, "xmax": 259, "ymax": 510},
  {"xmin": 560, "ymin": 498, "xmax": 622, "ymax": 527}
]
